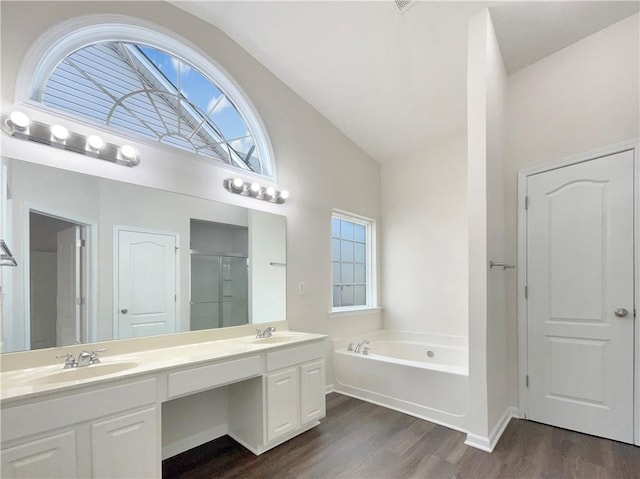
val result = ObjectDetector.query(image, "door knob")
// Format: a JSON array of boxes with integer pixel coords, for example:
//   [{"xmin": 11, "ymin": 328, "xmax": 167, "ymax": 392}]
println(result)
[
  {"xmin": 121, "ymin": 308, "xmax": 128, "ymax": 314},
  {"xmin": 614, "ymin": 308, "xmax": 628, "ymax": 318}
]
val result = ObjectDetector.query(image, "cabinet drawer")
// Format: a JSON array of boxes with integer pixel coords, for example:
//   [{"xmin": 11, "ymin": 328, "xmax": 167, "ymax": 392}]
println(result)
[
  {"xmin": 1, "ymin": 430, "xmax": 77, "ymax": 479},
  {"xmin": 91, "ymin": 407, "xmax": 158, "ymax": 478},
  {"xmin": 266, "ymin": 341, "xmax": 324, "ymax": 372},
  {"xmin": 167, "ymin": 355, "xmax": 262, "ymax": 399},
  {"xmin": 1, "ymin": 378, "xmax": 156, "ymax": 443}
]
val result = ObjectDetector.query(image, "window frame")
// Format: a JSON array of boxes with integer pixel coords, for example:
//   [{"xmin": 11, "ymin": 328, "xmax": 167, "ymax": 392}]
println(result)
[
  {"xmin": 330, "ymin": 209, "xmax": 378, "ymax": 315},
  {"xmin": 13, "ymin": 14, "xmax": 276, "ymax": 180}
]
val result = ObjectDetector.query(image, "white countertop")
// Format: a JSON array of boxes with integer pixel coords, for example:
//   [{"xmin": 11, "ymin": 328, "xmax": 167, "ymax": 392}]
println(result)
[{"xmin": 1, "ymin": 331, "xmax": 326, "ymax": 403}]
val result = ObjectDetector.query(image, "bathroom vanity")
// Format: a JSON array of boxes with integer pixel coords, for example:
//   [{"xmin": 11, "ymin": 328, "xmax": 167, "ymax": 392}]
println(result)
[{"xmin": 0, "ymin": 329, "xmax": 326, "ymax": 478}]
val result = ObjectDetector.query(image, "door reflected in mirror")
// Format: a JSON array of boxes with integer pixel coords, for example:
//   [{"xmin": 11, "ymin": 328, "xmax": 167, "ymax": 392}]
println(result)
[
  {"xmin": 1, "ymin": 159, "xmax": 286, "ymax": 353},
  {"xmin": 29, "ymin": 212, "xmax": 88, "ymax": 349}
]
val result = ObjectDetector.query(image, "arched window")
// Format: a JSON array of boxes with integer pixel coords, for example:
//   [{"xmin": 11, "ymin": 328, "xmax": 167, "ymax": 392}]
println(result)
[{"xmin": 23, "ymin": 17, "xmax": 274, "ymax": 178}]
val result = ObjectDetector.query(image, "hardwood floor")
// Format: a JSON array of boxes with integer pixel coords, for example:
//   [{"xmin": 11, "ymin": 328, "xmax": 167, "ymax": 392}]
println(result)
[{"xmin": 163, "ymin": 393, "xmax": 640, "ymax": 479}]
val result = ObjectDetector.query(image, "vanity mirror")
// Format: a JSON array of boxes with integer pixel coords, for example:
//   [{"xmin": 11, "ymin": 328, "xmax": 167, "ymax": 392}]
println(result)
[{"xmin": 1, "ymin": 159, "xmax": 286, "ymax": 353}]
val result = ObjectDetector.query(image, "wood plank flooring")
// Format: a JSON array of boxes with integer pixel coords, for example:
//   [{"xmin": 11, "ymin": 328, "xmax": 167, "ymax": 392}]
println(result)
[{"xmin": 162, "ymin": 393, "xmax": 640, "ymax": 479}]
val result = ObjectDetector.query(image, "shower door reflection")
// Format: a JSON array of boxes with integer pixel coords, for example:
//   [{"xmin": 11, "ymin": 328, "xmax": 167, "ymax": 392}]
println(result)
[{"xmin": 190, "ymin": 254, "xmax": 249, "ymax": 330}]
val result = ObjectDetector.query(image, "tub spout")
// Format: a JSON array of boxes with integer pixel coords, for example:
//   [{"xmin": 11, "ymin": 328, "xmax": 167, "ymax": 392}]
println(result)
[{"xmin": 354, "ymin": 339, "xmax": 370, "ymax": 354}]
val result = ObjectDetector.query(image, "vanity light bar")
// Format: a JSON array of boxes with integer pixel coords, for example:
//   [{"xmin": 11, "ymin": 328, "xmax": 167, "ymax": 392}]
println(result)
[
  {"xmin": 223, "ymin": 178, "xmax": 289, "ymax": 204},
  {"xmin": 2, "ymin": 111, "xmax": 140, "ymax": 167}
]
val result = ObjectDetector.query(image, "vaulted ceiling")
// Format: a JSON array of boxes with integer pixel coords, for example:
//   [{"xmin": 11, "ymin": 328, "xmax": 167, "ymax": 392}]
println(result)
[{"xmin": 171, "ymin": 1, "xmax": 639, "ymax": 163}]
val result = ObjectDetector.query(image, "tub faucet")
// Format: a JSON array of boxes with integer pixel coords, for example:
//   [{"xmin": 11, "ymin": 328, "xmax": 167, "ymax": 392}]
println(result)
[{"xmin": 354, "ymin": 340, "xmax": 369, "ymax": 354}]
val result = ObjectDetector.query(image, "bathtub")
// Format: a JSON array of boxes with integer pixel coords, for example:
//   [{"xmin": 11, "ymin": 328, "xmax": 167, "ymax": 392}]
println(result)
[{"xmin": 333, "ymin": 330, "xmax": 468, "ymax": 431}]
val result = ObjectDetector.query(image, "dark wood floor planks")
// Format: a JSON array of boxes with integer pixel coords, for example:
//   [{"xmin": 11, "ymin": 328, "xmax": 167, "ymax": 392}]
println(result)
[{"xmin": 163, "ymin": 393, "xmax": 640, "ymax": 479}]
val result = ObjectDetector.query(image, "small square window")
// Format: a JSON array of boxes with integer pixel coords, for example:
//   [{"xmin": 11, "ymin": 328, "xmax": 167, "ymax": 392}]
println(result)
[{"xmin": 331, "ymin": 211, "xmax": 376, "ymax": 312}]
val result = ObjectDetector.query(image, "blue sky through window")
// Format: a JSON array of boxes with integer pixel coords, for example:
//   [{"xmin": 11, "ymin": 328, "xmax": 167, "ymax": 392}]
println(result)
[
  {"xmin": 40, "ymin": 40, "xmax": 267, "ymax": 175},
  {"xmin": 138, "ymin": 45, "xmax": 251, "ymax": 144}
]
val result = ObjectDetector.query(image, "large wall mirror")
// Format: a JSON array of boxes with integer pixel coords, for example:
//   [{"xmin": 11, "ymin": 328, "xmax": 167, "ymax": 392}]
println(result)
[{"xmin": 1, "ymin": 159, "xmax": 286, "ymax": 353}]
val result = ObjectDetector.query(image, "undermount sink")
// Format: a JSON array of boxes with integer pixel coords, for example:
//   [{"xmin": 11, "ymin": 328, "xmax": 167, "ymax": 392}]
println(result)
[
  {"xmin": 253, "ymin": 334, "xmax": 302, "ymax": 344},
  {"xmin": 28, "ymin": 362, "xmax": 139, "ymax": 385}
]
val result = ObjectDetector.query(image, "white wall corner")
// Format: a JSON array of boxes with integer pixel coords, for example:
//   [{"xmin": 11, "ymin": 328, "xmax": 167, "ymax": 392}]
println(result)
[{"xmin": 464, "ymin": 406, "xmax": 519, "ymax": 453}]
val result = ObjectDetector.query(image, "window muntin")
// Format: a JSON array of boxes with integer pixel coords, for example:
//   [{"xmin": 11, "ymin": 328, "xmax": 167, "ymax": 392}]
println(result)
[
  {"xmin": 36, "ymin": 41, "xmax": 266, "ymax": 175},
  {"xmin": 332, "ymin": 213, "xmax": 372, "ymax": 309}
]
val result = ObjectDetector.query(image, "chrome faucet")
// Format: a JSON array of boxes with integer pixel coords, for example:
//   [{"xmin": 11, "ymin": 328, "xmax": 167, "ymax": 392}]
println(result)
[
  {"xmin": 256, "ymin": 326, "xmax": 276, "ymax": 339},
  {"xmin": 56, "ymin": 353, "xmax": 77, "ymax": 369},
  {"xmin": 76, "ymin": 350, "xmax": 93, "ymax": 367},
  {"xmin": 58, "ymin": 349, "xmax": 106, "ymax": 369},
  {"xmin": 354, "ymin": 339, "xmax": 369, "ymax": 354}
]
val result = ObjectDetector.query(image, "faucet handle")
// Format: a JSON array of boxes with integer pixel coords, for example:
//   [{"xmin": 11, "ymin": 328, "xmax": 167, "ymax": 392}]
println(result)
[
  {"xmin": 56, "ymin": 353, "xmax": 77, "ymax": 369},
  {"xmin": 256, "ymin": 329, "xmax": 262, "ymax": 339},
  {"xmin": 347, "ymin": 343, "xmax": 354, "ymax": 351},
  {"xmin": 363, "ymin": 347, "xmax": 370, "ymax": 356},
  {"xmin": 89, "ymin": 349, "xmax": 106, "ymax": 364}
]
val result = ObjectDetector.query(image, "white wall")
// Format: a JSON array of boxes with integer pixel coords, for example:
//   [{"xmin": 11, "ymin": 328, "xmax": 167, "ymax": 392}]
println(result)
[
  {"xmin": 465, "ymin": 8, "xmax": 510, "ymax": 448},
  {"xmin": 249, "ymin": 210, "xmax": 286, "ymax": 325},
  {"xmin": 504, "ymin": 12, "xmax": 640, "ymax": 409},
  {"xmin": 380, "ymin": 134, "xmax": 468, "ymax": 337},
  {"xmin": 466, "ymin": 11, "xmax": 639, "ymax": 448},
  {"xmin": 0, "ymin": 1, "xmax": 382, "ymax": 381},
  {"xmin": 466, "ymin": 8, "xmax": 490, "ymax": 444},
  {"xmin": 484, "ymin": 12, "xmax": 510, "ymax": 434}
]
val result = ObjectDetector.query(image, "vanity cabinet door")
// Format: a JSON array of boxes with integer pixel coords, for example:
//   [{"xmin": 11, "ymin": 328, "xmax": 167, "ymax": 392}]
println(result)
[
  {"xmin": 1, "ymin": 430, "xmax": 77, "ymax": 478},
  {"xmin": 266, "ymin": 367, "xmax": 300, "ymax": 442},
  {"xmin": 300, "ymin": 360, "xmax": 326, "ymax": 425},
  {"xmin": 91, "ymin": 407, "xmax": 159, "ymax": 478}
]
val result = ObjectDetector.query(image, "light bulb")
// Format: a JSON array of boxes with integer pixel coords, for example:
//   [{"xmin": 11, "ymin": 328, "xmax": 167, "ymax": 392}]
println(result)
[
  {"xmin": 9, "ymin": 111, "xmax": 30, "ymax": 130},
  {"xmin": 87, "ymin": 135, "xmax": 104, "ymax": 151},
  {"xmin": 120, "ymin": 144, "xmax": 137, "ymax": 160},
  {"xmin": 265, "ymin": 187, "xmax": 276, "ymax": 197},
  {"xmin": 250, "ymin": 182, "xmax": 261, "ymax": 193},
  {"xmin": 280, "ymin": 190, "xmax": 290, "ymax": 200},
  {"xmin": 50, "ymin": 124, "xmax": 69, "ymax": 141},
  {"xmin": 232, "ymin": 178, "xmax": 244, "ymax": 189}
]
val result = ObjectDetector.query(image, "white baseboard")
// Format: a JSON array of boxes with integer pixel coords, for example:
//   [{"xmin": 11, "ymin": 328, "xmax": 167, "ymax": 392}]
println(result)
[
  {"xmin": 325, "ymin": 384, "xmax": 334, "ymax": 394},
  {"xmin": 162, "ymin": 424, "xmax": 228, "ymax": 459},
  {"xmin": 334, "ymin": 387, "xmax": 467, "ymax": 434},
  {"xmin": 229, "ymin": 420, "xmax": 321, "ymax": 456},
  {"xmin": 464, "ymin": 407, "xmax": 519, "ymax": 453}
]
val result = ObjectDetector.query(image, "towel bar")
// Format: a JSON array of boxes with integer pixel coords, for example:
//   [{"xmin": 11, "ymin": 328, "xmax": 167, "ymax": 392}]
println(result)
[{"xmin": 489, "ymin": 260, "xmax": 515, "ymax": 270}]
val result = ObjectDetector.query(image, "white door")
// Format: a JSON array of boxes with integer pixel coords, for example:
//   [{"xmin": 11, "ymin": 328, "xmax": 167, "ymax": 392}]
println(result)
[
  {"xmin": 116, "ymin": 229, "xmax": 177, "ymax": 339},
  {"xmin": 56, "ymin": 226, "xmax": 81, "ymax": 346},
  {"xmin": 300, "ymin": 360, "xmax": 326, "ymax": 425},
  {"xmin": 266, "ymin": 367, "xmax": 300, "ymax": 442},
  {"xmin": 526, "ymin": 150, "xmax": 634, "ymax": 443}
]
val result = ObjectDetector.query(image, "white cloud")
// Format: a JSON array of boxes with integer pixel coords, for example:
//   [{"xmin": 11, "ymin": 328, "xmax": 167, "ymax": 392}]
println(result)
[
  {"xmin": 171, "ymin": 57, "xmax": 192, "ymax": 76},
  {"xmin": 207, "ymin": 94, "xmax": 230, "ymax": 114},
  {"xmin": 231, "ymin": 134, "xmax": 255, "ymax": 155}
]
